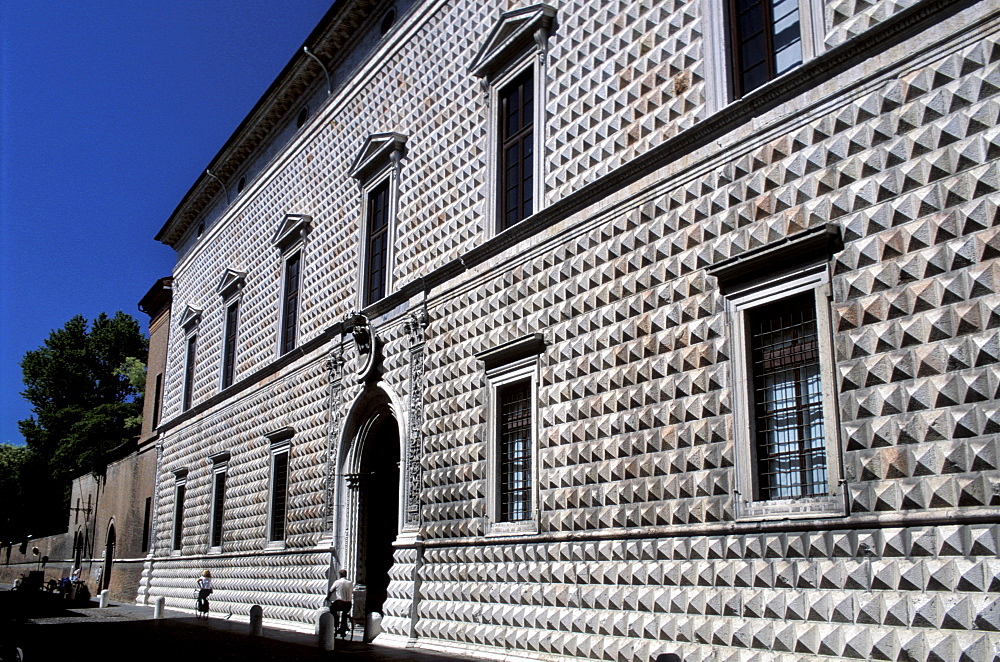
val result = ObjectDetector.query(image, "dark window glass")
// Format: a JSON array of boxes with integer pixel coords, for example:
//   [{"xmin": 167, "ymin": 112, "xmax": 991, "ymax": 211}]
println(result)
[
  {"xmin": 172, "ymin": 484, "xmax": 185, "ymax": 550},
  {"xmin": 280, "ymin": 252, "xmax": 301, "ymax": 355},
  {"xmin": 498, "ymin": 70, "xmax": 534, "ymax": 231},
  {"xmin": 152, "ymin": 374, "xmax": 163, "ymax": 428},
  {"xmin": 141, "ymin": 497, "xmax": 152, "ymax": 553},
  {"xmin": 365, "ymin": 180, "xmax": 391, "ymax": 305},
  {"xmin": 222, "ymin": 301, "xmax": 239, "ymax": 389},
  {"xmin": 183, "ymin": 336, "xmax": 197, "ymax": 411},
  {"xmin": 498, "ymin": 380, "xmax": 532, "ymax": 522},
  {"xmin": 270, "ymin": 451, "xmax": 289, "ymax": 541},
  {"xmin": 749, "ymin": 292, "xmax": 827, "ymax": 501},
  {"xmin": 211, "ymin": 471, "xmax": 226, "ymax": 548},
  {"xmin": 729, "ymin": 0, "xmax": 802, "ymax": 97}
]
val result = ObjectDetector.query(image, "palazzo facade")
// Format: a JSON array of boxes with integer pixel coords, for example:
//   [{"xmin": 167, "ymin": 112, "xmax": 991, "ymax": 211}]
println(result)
[{"xmin": 144, "ymin": 0, "xmax": 1000, "ymax": 659}]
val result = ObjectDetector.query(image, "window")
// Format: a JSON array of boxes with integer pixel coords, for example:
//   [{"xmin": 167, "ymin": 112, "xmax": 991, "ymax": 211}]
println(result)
[
  {"xmin": 221, "ymin": 301, "xmax": 239, "ymax": 388},
  {"xmin": 470, "ymin": 5, "xmax": 553, "ymax": 235},
  {"xmin": 280, "ymin": 251, "xmax": 301, "ymax": 355},
  {"xmin": 710, "ymin": 225, "xmax": 844, "ymax": 520},
  {"xmin": 728, "ymin": 0, "xmax": 802, "ymax": 97},
  {"xmin": 498, "ymin": 379, "xmax": 532, "ymax": 522},
  {"xmin": 141, "ymin": 497, "xmax": 152, "ymax": 553},
  {"xmin": 703, "ymin": 0, "xmax": 822, "ymax": 111},
  {"xmin": 477, "ymin": 333, "xmax": 546, "ymax": 535},
  {"xmin": 182, "ymin": 335, "xmax": 197, "ymax": 411},
  {"xmin": 172, "ymin": 470, "xmax": 188, "ymax": 552},
  {"xmin": 208, "ymin": 451, "xmax": 230, "ymax": 551},
  {"xmin": 267, "ymin": 433, "xmax": 292, "ymax": 545},
  {"xmin": 151, "ymin": 374, "xmax": 163, "ymax": 428},
  {"xmin": 498, "ymin": 70, "xmax": 534, "ymax": 231},
  {"xmin": 365, "ymin": 180, "xmax": 391, "ymax": 304},
  {"xmin": 349, "ymin": 133, "xmax": 406, "ymax": 308},
  {"xmin": 271, "ymin": 214, "xmax": 311, "ymax": 356}
]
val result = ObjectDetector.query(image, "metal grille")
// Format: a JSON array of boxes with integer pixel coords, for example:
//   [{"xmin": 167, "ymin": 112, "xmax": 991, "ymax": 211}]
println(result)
[
  {"xmin": 728, "ymin": 0, "xmax": 802, "ymax": 97},
  {"xmin": 499, "ymin": 70, "xmax": 534, "ymax": 230},
  {"xmin": 498, "ymin": 380, "xmax": 532, "ymax": 522},
  {"xmin": 182, "ymin": 336, "xmax": 197, "ymax": 411},
  {"xmin": 222, "ymin": 301, "xmax": 239, "ymax": 389},
  {"xmin": 280, "ymin": 252, "xmax": 300, "ymax": 355},
  {"xmin": 365, "ymin": 180, "xmax": 390, "ymax": 304},
  {"xmin": 270, "ymin": 451, "xmax": 289, "ymax": 541},
  {"xmin": 211, "ymin": 471, "xmax": 226, "ymax": 548},
  {"xmin": 749, "ymin": 292, "xmax": 827, "ymax": 500},
  {"xmin": 172, "ymin": 484, "xmax": 185, "ymax": 550}
]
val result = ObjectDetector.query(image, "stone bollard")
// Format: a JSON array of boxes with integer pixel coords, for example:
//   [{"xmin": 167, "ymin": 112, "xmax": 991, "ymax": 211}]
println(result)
[
  {"xmin": 153, "ymin": 596, "xmax": 165, "ymax": 619},
  {"xmin": 317, "ymin": 610, "xmax": 336, "ymax": 651},
  {"xmin": 99, "ymin": 589, "xmax": 110, "ymax": 608},
  {"xmin": 249, "ymin": 605, "xmax": 263, "ymax": 637}
]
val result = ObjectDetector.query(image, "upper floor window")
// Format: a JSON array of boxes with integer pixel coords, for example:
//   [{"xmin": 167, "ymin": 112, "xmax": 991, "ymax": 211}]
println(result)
[
  {"xmin": 272, "ymin": 214, "xmax": 312, "ymax": 357},
  {"xmin": 498, "ymin": 70, "xmax": 535, "ymax": 231},
  {"xmin": 217, "ymin": 269, "xmax": 246, "ymax": 389},
  {"xmin": 365, "ymin": 179, "xmax": 391, "ymax": 304},
  {"xmin": 179, "ymin": 305, "xmax": 202, "ymax": 412},
  {"xmin": 470, "ymin": 4, "xmax": 554, "ymax": 235},
  {"xmin": 728, "ymin": 0, "xmax": 802, "ymax": 97},
  {"xmin": 349, "ymin": 133, "xmax": 407, "ymax": 308},
  {"xmin": 151, "ymin": 373, "xmax": 163, "ymax": 428}
]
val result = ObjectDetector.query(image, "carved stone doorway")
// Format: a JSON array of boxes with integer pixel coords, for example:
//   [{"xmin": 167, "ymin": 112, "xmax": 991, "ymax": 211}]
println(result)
[{"xmin": 356, "ymin": 413, "xmax": 399, "ymax": 615}]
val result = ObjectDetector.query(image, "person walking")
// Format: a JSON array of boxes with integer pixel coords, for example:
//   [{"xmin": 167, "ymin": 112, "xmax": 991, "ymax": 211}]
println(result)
[
  {"xmin": 327, "ymin": 569, "xmax": 353, "ymax": 637},
  {"xmin": 196, "ymin": 570, "xmax": 213, "ymax": 617}
]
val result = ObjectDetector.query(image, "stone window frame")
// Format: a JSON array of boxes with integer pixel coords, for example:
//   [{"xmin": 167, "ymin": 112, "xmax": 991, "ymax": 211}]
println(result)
[
  {"xmin": 477, "ymin": 333, "xmax": 546, "ymax": 536},
  {"xmin": 470, "ymin": 4, "xmax": 555, "ymax": 237},
  {"xmin": 171, "ymin": 468, "xmax": 188, "ymax": 554},
  {"xmin": 179, "ymin": 306, "xmax": 202, "ymax": 412},
  {"xmin": 711, "ymin": 225, "xmax": 846, "ymax": 521},
  {"xmin": 265, "ymin": 429, "xmax": 294, "ymax": 549},
  {"xmin": 208, "ymin": 451, "xmax": 230, "ymax": 553},
  {"xmin": 216, "ymin": 270, "xmax": 246, "ymax": 391},
  {"xmin": 702, "ymin": 0, "xmax": 825, "ymax": 113},
  {"xmin": 349, "ymin": 133, "xmax": 407, "ymax": 309},
  {"xmin": 272, "ymin": 214, "xmax": 312, "ymax": 357}
]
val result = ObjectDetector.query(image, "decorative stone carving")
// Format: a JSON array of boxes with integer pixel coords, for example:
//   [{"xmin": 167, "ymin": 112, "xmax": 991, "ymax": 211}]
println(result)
[
  {"xmin": 404, "ymin": 310, "xmax": 428, "ymax": 528},
  {"xmin": 343, "ymin": 312, "xmax": 380, "ymax": 383}
]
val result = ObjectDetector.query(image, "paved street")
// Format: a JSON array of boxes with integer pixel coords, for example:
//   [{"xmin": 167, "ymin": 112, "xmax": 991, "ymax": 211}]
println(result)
[{"xmin": 0, "ymin": 593, "xmax": 476, "ymax": 662}]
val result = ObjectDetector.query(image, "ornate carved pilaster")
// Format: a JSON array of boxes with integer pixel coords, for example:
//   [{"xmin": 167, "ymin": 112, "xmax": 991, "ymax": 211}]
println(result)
[
  {"xmin": 403, "ymin": 310, "xmax": 427, "ymax": 529},
  {"xmin": 324, "ymin": 350, "xmax": 346, "ymax": 533}
]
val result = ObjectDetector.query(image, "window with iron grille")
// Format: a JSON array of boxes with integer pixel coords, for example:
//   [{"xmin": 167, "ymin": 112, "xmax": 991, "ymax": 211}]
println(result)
[
  {"xmin": 270, "ymin": 449, "xmax": 289, "ymax": 542},
  {"xmin": 498, "ymin": 69, "xmax": 534, "ymax": 231},
  {"xmin": 748, "ymin": 293, "xmax": 826, "ymax": 501},
  {"xmin": 211, "ymin": 470, "xmax": 226, "ymax": 549},
  {"xmin": 728, "ymin": 0, "xmax": 802, "ymax": 97},
  {"xmin": 280, "ymin": 252, "xmax": 301, "ymax": 355},
  {"xmin": 498, "ymin": 379, "xmax": 532, "ymax": 522},
  {"xmin": 365, "ymin": 180, "xmax": 390, "ymax": 305},
  {"xmin": 172, "ymin": 483, "xmax": 185, "ymax": 551},
  {"xmin": 221, "ymin": 301, "xmax": 239, "ymax": 389},
  {"xmin": 183, "ymin": 335, "xmax": 197, "ymax": 411}
]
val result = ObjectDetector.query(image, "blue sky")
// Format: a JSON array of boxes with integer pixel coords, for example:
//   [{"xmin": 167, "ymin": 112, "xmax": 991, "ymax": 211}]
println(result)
[{"xmin": 0, "ymin": 0, "xmax": 334, "ymax": 445}]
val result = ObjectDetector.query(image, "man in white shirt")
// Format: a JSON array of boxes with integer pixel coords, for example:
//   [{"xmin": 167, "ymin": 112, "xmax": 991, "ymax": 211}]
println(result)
[{"xmin": 327, "ymin": 569, "xmax": 354, "ymax": 637}]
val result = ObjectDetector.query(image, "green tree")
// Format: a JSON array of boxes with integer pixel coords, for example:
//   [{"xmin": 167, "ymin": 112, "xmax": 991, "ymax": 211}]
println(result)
[
  {"xmin": 0, "ymin": 444, "xmax": 29, "ymax": 541},
  {"xmin": 14, "ymin": 312, "xmax": 148, "ymax": 536}
]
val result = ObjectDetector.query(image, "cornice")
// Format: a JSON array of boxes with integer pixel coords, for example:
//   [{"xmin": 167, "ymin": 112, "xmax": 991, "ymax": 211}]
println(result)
[{"xmin": 155, "ymin": 0, "xmax": 380, "ymax": 247}]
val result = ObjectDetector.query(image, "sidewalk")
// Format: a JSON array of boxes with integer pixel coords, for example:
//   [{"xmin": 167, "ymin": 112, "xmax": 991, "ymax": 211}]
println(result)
[{"xmin": 0, "ymin": 592, "xmax": 480, "ymax": 662}]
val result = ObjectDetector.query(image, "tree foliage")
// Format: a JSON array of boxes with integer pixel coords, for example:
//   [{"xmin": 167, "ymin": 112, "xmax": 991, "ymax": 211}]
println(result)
[{"xmin": 7, "ymin": 312, "xmax": 148, "ymax": 538}]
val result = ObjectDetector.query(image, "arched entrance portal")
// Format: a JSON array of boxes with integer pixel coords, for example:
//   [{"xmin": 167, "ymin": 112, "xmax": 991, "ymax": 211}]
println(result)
[
  {"xmin": 342, "ymin": 389, "xmax": 401, "ymax": 618},
  {"xmin": 357, "ymin": 414, "xmax": 399, "ymax": 615}
]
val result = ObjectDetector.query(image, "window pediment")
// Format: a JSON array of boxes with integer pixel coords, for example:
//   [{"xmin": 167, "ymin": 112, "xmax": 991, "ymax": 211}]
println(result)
[
  {"xmin": 470, "ymin": 4, "xmax": 556, "ymax": 79},
  {"xmin": 179, "ymin": 305, "xmax": 202, "ymax": 332},
  {"xmin": 708, "ymin": 224, "xmax": 842, "ymax": 290},
  {"xmin": 272, "ymin": 213, "xmax": 312, "ymax": 252},
  {"xmin": 349, "ymin": 132, "xmax": 407, "ymax": 182},
  {"xmin": 216, "ymin": 269, "xmax": 247, "ymax": 299}
]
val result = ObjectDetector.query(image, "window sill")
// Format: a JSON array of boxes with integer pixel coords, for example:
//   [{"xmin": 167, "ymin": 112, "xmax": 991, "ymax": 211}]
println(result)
[
  {"xmin": 737, "ymin": 494, "xmax": 846, "ymax": 521},
  {"xmin": 264, "ymin": 540, "xmax": 287, "ymax": 551}
]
